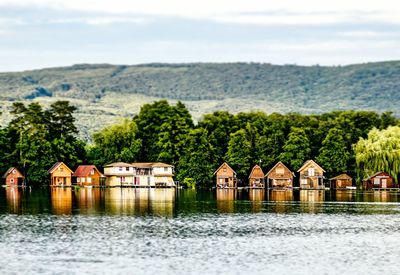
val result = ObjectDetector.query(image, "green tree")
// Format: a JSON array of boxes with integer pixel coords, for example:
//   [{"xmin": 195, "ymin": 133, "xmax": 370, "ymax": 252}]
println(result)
[
  {"xmin": 134, "ymin": 100, "xmax": 173, "ymax": 161},
  {"xmin": 177, "ymin": 128, "xmax": 214, "ymax": 187},
  {"xmin": 225, "ymin": 129, "xmax": 251, "ymax": 179},
  {"xmin": 87, "ymin": 119, "xmax": 142, "ymax": 167},
  {"xmin": 354, "ymin": 126, "xmax": 400, "ymax": 185},
  {"xmin": 156, "ymin": 101, "xmax": 194, "ymax": 165},
  {"xmin": 198, "ymin": 111, "xmax": 237, "ymax": 166},
  {"xmin": 279, "ymin": 127, "xmax": 311, "ymax": 170},
  {"xmin": 316, "ymin": 128, "xmax": 350, "ymax": 177}
]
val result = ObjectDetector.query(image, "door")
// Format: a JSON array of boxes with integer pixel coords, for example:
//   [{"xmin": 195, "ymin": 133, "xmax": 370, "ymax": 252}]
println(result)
[{"xmin": 382, "ymin": 179, "xmax": 387, "ymax": 189}]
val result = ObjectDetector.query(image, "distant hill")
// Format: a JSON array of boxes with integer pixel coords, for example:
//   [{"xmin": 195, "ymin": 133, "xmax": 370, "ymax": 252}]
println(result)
[{"xmin": 1, "ymin": 61, "xmax": 399, "ymax": 140}]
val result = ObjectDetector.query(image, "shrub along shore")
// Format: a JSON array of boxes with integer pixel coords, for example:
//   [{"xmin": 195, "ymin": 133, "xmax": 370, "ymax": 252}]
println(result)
[{"xmin": 0, "ymin": 100, "xmax": 399, "ymax": 187}]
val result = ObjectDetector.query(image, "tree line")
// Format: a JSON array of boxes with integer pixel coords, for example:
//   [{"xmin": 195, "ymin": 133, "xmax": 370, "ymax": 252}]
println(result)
[{"xmin": 0, "ymin": 100, "xmax": 398, "ymax": 187}]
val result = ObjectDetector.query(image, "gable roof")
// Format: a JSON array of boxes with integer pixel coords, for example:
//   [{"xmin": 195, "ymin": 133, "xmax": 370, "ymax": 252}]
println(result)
[
  {"xmin": 330, "ymin": 173, "xmax": 352, "ymax": 180},
  {"xmin": 73, "ymin": 165, "xmax": 104, "ymax": 177},
  {"xmin": 297, "ymin": 160, "xmax": 325, "ymax": 173},
  {"xmin": 213, "ymin": 162, "xmax": 237, "ymax": 175},
  {"xmin": 363, "ymin": 171, "xmax": 391, "ymax": 181},
  {"xmin": 2, "ymin": 167, "xmax": 24, "ymax": 179},
  {"xmin": 265, "ymin": 161, "xmax": 295, "ymax": 177},
  {"xmin": 248, "ymin": 164, "xmax": 264, "ymax": 179},
  {"xmin": 48, "ymin": 162, "xmax": 73, "ymax": 174}
]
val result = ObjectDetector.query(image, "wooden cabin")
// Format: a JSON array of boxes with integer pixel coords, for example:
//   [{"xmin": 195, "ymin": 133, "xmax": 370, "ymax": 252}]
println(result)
[
  {"xmin": 248, "ymin": 165, "xmax": 265, "ymax": 188},
  {"xmin": 72, "ymin": 165, "xmax": 104, "ymax": 186},
  {"xmin": 265, "ymin": 161, "xmax": 294, "ymax": 189},
  {"xmin": 330, "ymin": 174, "xmax": 352, "ymax": 189},
  {"xmin": 363, "ymin": 172, "xmax": 394, "ymax": 190},
  {"xmin": 48, "ymin": 162, "xmax": 73, "ymax": 186},
  {"xmin": 214, "ymin": 162, "xmax": 237, "ymax": 188},
  {"xmin": 2, "ymin": 167, "xmax": 24, "ymax": 186},
  {"xmin": 297, "ymin": 160, "xmax": 325, "ymax": 189}
]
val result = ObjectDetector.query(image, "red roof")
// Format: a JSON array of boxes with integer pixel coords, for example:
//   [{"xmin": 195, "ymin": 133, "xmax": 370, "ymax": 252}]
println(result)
[{"xmin": 73, "ymin": 165, "xmax": 103, "ymax": 177}]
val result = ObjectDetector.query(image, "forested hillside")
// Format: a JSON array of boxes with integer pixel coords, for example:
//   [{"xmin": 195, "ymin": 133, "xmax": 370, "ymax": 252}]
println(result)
[{"xmin": 0, "ymin": 61, "xmax": 399, "ymax": 140}]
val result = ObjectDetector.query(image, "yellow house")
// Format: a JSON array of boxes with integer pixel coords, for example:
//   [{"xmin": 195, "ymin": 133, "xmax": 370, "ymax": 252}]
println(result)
[{"xmin": 48, "ymin": 162, "xmax": 73, "ymax": 186}]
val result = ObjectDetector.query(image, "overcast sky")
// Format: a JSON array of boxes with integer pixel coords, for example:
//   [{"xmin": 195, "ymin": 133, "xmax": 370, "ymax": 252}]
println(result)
[{"xmin": 1, "ymin": 0, "xmax": 400, "ymax": 71}]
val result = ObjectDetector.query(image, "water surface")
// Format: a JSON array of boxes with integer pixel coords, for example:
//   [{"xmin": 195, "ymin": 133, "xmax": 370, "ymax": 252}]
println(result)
[{"xmin": 1, "ymin": 188, "xmax": 400, "ymax": 274}]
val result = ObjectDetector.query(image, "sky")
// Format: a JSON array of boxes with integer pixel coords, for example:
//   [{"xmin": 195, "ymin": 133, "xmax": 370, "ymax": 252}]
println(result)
[{"xmin": 0, "ymin": 0, "xmax": 400, "ymax": 71}]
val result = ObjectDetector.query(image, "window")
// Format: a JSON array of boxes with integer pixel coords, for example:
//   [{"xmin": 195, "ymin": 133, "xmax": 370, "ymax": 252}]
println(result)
[
  {"xmin": 90, "ymin": 169, "xmax": 95, "ymax": 175},
  {"xmin": 60, "ymin": 167, "xmax": 64, "ymax": 172},
  {"xmin": 87, "ymin": 178, "xmax": 92, "ymax": 183},
  {"xmin": 77, "ymin": 178, "xmax": 81, "ymax": 183},
  {"xmin": 223, "ymin": 168, "xmax": 227, "ymax": 172},
  {"xmin": 119, "ymin": 167, "xmax": 123, "ymax": 171},
  {"xmin": 164, "ymin": 167, "xmax": 168, "ymax": 172},
  {"xmin": 276, "ymin": 167, "xmax": 284, "ymax": 175},
  {"xmin": 308, "ymin": 168, "xmax": 315, "ymax": 176},
  {"xmin": 12, "ymin": 169, "xmax": 16, "ymax": 174},
  {"xmin": 10, "ymin": 178, "xmax": 14, "ymax": 184},
  {"xmin": 81, "ymin": 178, "xmax": 86, "ymax": 183},
  {"xmin": 126, "ymin": 167, "xmax": 130, "ymax": 171}
]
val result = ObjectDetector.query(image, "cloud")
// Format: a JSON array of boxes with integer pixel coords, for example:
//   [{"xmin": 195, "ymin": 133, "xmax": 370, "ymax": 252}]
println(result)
[{"xmin": 1, "ymin": 0, "xmax": 400, "ymax": 25}]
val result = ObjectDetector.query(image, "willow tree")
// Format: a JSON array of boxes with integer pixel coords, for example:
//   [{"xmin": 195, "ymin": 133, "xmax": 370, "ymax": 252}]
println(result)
[{"xmin": 354, "ymin": 126, "xmax": 400, "ymax": 184}]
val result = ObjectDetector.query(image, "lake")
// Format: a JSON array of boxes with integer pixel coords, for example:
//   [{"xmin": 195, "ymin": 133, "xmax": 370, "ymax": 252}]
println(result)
[{"xmin": 1, "ymin": 187, "xmax": 400, "ymax": 274}]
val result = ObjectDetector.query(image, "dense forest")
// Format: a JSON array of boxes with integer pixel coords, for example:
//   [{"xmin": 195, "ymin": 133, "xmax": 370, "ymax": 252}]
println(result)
[
  {"xmin": 1, "ymin": 61, "xmax": 400, "ymax": 140},
  {"xmin": 0, "ymin": 100, "xmax": 398, "ymax": 187}
]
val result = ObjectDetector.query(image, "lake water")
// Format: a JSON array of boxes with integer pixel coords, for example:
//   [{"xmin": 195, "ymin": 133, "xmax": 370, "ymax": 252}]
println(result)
[{"xmin": 1, "ymin": 187, "xmax": 400, "ymax": 274}]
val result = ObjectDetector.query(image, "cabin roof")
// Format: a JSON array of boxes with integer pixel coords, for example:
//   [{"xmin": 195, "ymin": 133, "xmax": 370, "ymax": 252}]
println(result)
[
  {"xmin": 104, "ymin": 162, "xmax": 134, "ymax": 168},
  {"xmin": 131, "ymin": 162, "xmax": 174, "ymax": 168},
  {"xmin": 363, "ymin": 171, "xmax": 391, "ymax": 181},
  {"xmin": 73, "ymin": 165, "xmax": 104, "ymax": 177},
  {"xmin": 297, "ymin": 160, "xmax": 325, "ymax": 173},
  {"xmin": 213, "ymin": 162, "xmax": 237, "ymax": 175},
  {"xmin": 2, "ymin": 167, "xmax": 24, "ymax": 179},
  {"xmin": 265, "ymin": 161, "xmax": 295, "ymax": 177},
  {"xmin": 330, "ymin": 173, "xmax": 352, "ymax": 180},
  {"xmin": 48, "ymin": 162, "xmax": 73, "ymax": 174},
  {"xmin": 248, "ymin": 164, "xmax": 264, "ymax": 179}
]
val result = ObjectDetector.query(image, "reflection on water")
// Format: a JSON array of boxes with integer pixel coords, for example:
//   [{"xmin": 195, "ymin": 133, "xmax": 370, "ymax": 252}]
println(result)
[
  {"xmin": 249, "ymin": 189, "xmax": 265, "ymax": 212},
  {"xmin": 104, "ymin": 188, "xmax": 175, "ymax": 216},
  {"xmin": 335, "ymin": 190, "xmax": 355, "ymax": 202},
  {"xmin": 3, "ymin": 188, "xmax": 400, "ymax": 216},
  {"xmin": 216, "ymin": 189, "xmax": 236, "ymax": 213},
  {"xmin": 51, "ymin": 187, "xmax": 73, "ymax": 215},
  {"xmin": 5, "ymin": 187, "xmax": 21, "ymax": 214},
  {"xmin": 75, "ymin": 188, "xmax": 102, "ymax": 214}
]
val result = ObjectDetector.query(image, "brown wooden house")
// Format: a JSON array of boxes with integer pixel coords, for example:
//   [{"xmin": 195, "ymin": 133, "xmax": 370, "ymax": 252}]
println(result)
[
  {"xmin": 73, "ymin": 165, "xmax": 104, "ymax": 186},
  {"xmin": 214, "ymin": 162, "xmax": 237, "ymax": 188},
  {"xmin": 48, "ymin": 162, "xmax": 73, "ymax": 186},
  {"xmin": 297, "ymin": 160, "xmax": 325, "ymax": 189},
  {"xmin": 248, "ymin": 165, "xmax": 265, "ymax": 188},
  {"xmin": 2, "ymin": 167, "xmax": 25, "ymax": 186},
  {"xmin": 363, "ymin": 172, "xmax": 394, "ymax": 190},
  {"xmin": 265, "ymin": 161, "xmax": 295, "ymax": 189},
  {"xmin": 330, "ymin": 174, "xmax": 352, "ymax": 189}
]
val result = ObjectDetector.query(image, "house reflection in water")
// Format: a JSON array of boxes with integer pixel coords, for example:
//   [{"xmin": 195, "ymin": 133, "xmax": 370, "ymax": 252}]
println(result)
[
  {"xmin": 216, "ymin": 189, "xmax": 236, "ymax": 213},
  {"xmin": 335, "ymin": 190, "xmax": 355, "ymax": 202},
  {"xmin": 75, "ymin": 188, "xmax": 102, "ymax": 214},
  {"xmin": 299, "ymin": 190, "xmax": 324, "ymax": 213},
  {"xmin": 104, "ymin": 188, "xmax": 175, "ymax": 216},
  {"xmin": 269, "ymin": 190, "xmax": 293, "ymax": 213},
  {"xmin": 5, "ymin": 187, "xmax": 21, "ymax": 214},
  {"xmin": 50, "ymin": 187, "xmax": 73, "ymax": 215},
  {"xmin": 361, "ymin": 191, "xmax": 396, "ymax": 203},
  {"xmin": 249, "ymin": 189, "xmax": 265, "ymax": 212}
]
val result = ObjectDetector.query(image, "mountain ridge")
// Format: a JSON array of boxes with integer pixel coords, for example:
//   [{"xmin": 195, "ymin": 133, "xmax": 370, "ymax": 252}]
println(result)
[{"xmin": 0, "ymin": 61, "xmax": 399, "ymax": 140}]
